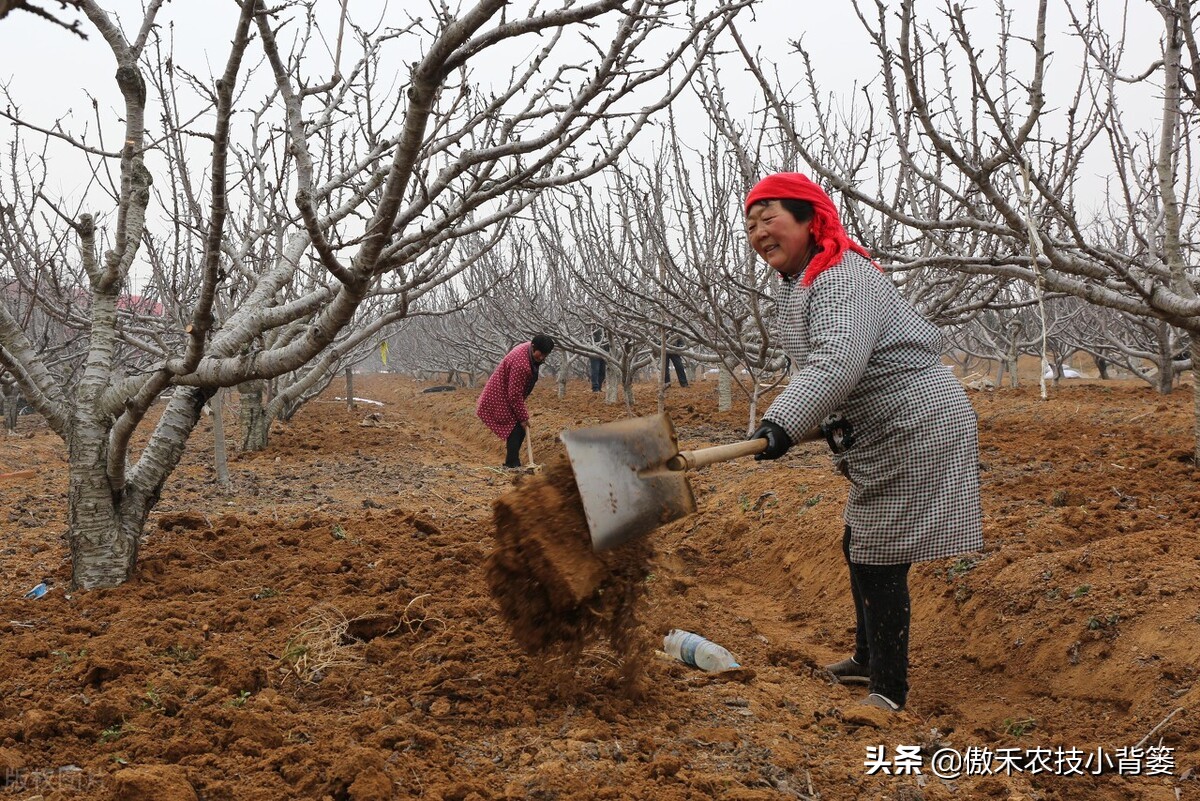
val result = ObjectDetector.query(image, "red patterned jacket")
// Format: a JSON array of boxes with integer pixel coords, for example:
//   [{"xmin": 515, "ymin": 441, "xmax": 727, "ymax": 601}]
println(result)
[{"xmin": 476, "ymin": 342, "xmax": 539, "ymax": 439}]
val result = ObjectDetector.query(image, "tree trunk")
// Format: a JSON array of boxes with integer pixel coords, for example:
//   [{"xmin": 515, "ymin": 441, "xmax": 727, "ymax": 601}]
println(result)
[
  {"xmin": 718, "ymin": 365, "xmax": 732, "ymax": 412},
  {"xmin": 1158, "ymin": 367, "xmax": 1174, "ymax": 395},
  {"xmin": 747, "ymin": 382, "xmax": 761, "ymax": 438},
  {"xmin": 211, "ymin": 388, "xmax": 231, "ymax": 493},
  {"xmin": 68, "ymin": 387, "xmax": 213, "ymax": 589},
  {"xmin": 1193, "ymin": 340, "xmax": 1200, "ymax": 464},
  {"xmin": 344, "ymin": 367, "xmax": 355, "ymax": 410},
  {"xmin": 239, "ymin": 379, "xmax": 269, "ymax": 451},
  {"xmin": 1005, "ymin": 346, "xmax": 1020, "ymax": 388},
  {"xmin": 1151, "ymin": 3, "xmax": 1195, "ymax": 427},
  {"xmin": 557, "ymin": 350, "xmax": 568, "ymax": 399},
  {"xmin": 1005, "ymin": 322, "xmax": 1022, "ymax": 388},
  {"xmin": 1157, "ymin": 322, "xmax": 1174, "ymax": 395},
  {"xmin": 2, "ymin": 389, "xmax": 17, "ymax": 433},
  {"xmin": 68, "ymin": 424, "xmax": 140, "ymax": 588},
  {"xmin": 657, "ymin": 328, "xmax": 667, "ymax": 416},
  {"xmin": 277, "ymin": 396, "xmax": 303, "ymax": 422},
  {"xmin": 1152, "ymin": 321, "xmax": 1171, "ymax": 395},
  {"xmin": 67, "ymin": 481, "xmax": 150, "ymax": 590}
]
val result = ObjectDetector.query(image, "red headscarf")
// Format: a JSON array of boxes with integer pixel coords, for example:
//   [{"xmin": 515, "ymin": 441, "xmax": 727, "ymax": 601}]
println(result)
[{"xmin": 744, "ymin": 172, "xmax": 875, "ymax": 286}]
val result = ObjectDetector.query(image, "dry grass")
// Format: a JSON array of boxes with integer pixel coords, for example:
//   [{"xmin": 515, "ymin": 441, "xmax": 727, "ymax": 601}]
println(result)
[{"xmin": 279, "ymin": 605, "xmax": 365, "ymax": 685}]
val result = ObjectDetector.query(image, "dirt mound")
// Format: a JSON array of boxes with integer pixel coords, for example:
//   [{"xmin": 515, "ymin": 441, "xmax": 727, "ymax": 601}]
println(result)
[{"xmin": 486, "ymin": 457, "xmax": 654, "ymax": 689}]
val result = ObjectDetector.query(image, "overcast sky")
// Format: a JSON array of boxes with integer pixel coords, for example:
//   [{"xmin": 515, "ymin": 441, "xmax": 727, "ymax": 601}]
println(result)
[
  {"xmin": 0, "ymin": 0, "xmax": 873, "ymax": 192},
  {"xmin": 0, "ymin": 1, "xmax": 1165, "ymax": 181},
  {"xmin": 0, "ymin": 1, "xmax": 1169, "ymax": 290},
  {"xmin": 0, "ymin": 1, "xmax": 1165, "ymax": 176}
]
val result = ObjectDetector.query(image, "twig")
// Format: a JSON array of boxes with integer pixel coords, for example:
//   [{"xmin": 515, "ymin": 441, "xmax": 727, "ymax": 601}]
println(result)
[{"xmin": 1134, "ymin": 706, "xmax": 1184, "ymax": 750}]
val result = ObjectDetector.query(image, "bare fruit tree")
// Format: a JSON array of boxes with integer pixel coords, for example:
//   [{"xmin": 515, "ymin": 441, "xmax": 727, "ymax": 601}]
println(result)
[
  {"xmin": 1067, "ymin": 304, "xmax": 1193, "ymax": 392},
  {"xmin": 564, "ymin": 137, "xmax": 789, "ymax": 432},
  {"xmin": 736, "ymin": 0, "xmax": 1199, "ymax": 454},
  {"xmin": 0, "ymin": 0, "xmax": 750, "ymax": 589}
]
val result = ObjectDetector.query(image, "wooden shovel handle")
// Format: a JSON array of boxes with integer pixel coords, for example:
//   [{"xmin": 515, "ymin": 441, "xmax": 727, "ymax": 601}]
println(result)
[
  {"xmin": 665, "ymin": 427, "xmax": 822, "ymax": 471},
  {"xmin": 666, "ymin": 439, "xmax": 766, "ymax": 470}
]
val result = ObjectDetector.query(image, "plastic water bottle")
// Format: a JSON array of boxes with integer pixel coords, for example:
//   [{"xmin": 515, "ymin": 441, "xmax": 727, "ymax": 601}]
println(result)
[
  {"xmin": 663, "ymin": 629, "xmax": 740, "ymax": 672},
  {"xmin": 23, "ymin": 582, "xmax": 48, "ymax": 599}
]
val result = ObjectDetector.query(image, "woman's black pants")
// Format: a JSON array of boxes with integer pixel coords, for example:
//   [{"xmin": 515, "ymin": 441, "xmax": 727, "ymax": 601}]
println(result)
[
  {"xmin": 504, "ymin": 425, "xmax": 526, "ymax": 468},
  {"xmin": 663, "ymin": 354, "xmax": 688, "ymax": 387},
  {"xmin": 589, "ymin": 358, "xmax": 606, "ymax": 391},
  {"xmin": 843, "ymin": 525, "xmax": 911, "ymax": 706}
]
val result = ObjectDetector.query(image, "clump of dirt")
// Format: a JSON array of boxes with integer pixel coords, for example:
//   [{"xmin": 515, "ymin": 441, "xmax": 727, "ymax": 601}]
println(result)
[{"xmin": 485, "ymin": 456, "xmax": 654, "ymax": 689}]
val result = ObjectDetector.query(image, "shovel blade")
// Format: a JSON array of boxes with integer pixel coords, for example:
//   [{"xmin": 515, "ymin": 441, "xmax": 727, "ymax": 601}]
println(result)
[{"xmin": 560, "ymin": 413, "xmax": 696, "ymax": 551}]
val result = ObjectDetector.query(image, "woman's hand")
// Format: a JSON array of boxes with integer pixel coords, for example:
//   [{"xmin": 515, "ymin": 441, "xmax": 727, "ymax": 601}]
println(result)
[{"xmin": 749, "ymin": 420, "xmax": 793, "ymax": 460}]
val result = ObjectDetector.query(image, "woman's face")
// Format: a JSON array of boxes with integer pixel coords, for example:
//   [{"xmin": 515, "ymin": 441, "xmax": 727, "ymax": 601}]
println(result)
[{"xmin": 745, "ymin": 200, "xmax": 812, "ymax": 277}]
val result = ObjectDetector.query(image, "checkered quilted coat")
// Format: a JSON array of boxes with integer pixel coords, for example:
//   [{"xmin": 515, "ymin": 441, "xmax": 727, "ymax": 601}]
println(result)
[
  {"xmin": 476, "ymin": 342, "xmax": 538, "ymax": 439},
  {"xmin": 763, "ymin": 252, "xmax": 983, "ymax": 565}
]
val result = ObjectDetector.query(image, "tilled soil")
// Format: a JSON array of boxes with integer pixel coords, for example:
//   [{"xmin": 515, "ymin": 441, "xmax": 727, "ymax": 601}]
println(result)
[{"xmin": 1, "ymin": 374, "xmax": 1198, "ymax": 801}]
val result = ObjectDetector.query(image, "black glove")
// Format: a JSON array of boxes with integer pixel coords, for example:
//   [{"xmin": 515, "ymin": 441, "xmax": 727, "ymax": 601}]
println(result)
[{"xmin": 749, "ymin": 419, "xmax": 793, "ymax": 461}]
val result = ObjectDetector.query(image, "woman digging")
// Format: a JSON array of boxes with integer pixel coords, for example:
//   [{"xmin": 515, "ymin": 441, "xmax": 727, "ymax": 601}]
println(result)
[
  {"xmin": 476, "ymin": 334, "xmax": 555, "ymax": 470},
  {"xmin": 743, "ymin": 172, "xmax": 983, "ymax": 713}
]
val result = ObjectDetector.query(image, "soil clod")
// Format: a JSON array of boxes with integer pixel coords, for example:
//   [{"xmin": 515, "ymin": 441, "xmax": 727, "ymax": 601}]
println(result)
[{"xmin": 485, "ymin": 456, "xmax": 653, "ymax": 685}]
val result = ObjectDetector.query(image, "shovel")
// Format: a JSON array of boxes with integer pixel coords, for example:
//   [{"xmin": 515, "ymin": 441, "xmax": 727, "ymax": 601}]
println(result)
[
  {"xmin": 560, "ymin": 413, "xmax": 819, "ymax": 551},
  {"xmin": 524, "ymin": 426, "xmax": 541, "ymax": 473}
]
